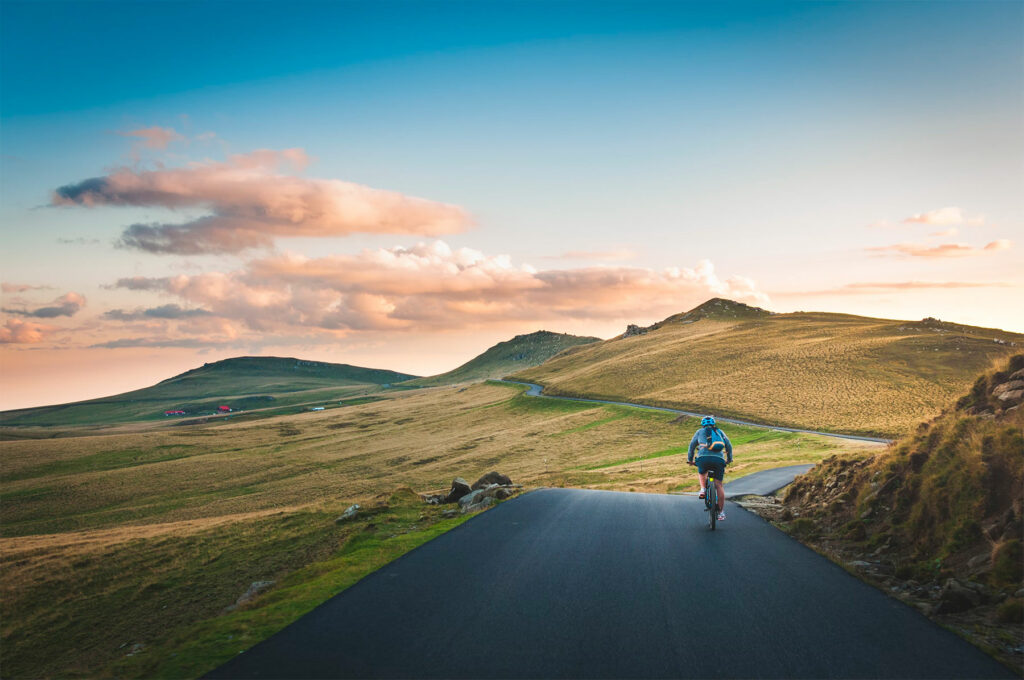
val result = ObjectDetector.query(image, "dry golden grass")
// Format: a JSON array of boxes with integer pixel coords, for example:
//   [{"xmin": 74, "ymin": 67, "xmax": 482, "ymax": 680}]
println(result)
[
  {"xmin": 512, "ymin": 312, "xmax": 1024, "ymax": 437},
  {"xmin": 0, "ymin": 381, "xmax": 879, "ymax": 678}
]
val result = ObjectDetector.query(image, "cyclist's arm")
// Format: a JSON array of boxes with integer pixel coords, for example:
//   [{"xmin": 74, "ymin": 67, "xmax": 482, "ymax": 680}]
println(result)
[
  {"xmin": 724, "ymin": 433, "xmax": 733, "ymax": 464},
  {"xmin": 687, "ymin": 432, "xmax": 699, "ymax": 463}
]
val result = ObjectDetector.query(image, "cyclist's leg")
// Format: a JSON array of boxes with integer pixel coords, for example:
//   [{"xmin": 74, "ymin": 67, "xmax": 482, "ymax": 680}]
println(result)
[{"xmin": 714, "ymin": 462, "xmax": 726, "ymax": 512}]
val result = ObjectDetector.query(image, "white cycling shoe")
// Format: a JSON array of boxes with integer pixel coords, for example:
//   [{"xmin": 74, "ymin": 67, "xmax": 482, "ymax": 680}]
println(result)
[
  {"xmin": 717, "ymin": 511, "xmax": 726, "ymax": 521},
  {"xmin": 698, "ymin": 488, "xmax": 706, "ymax": 499}
]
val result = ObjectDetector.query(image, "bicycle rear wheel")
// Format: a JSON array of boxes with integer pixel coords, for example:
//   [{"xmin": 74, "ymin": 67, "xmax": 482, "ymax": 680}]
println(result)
[{"xmin": 707, "ymin": 481, "xmax": 717, "ymax": 531}]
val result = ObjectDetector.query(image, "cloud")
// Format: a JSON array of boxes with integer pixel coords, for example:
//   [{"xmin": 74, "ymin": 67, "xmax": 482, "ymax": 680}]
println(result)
[
  {"xmin": 902, "ymin": 207, "xmax": 984, "ymax": 227},
  {"xmin": 116, "ymin": 126, "xmax": 185, "ymax": 150},
  {"xmin": 103, "ymin": 304, "xmax": 213, "ymax": 321},
  {"xmin": 2, "ymin": 283, "xmax": 54, "ymax": 293},
  {"xmin": 868, "ymin": 240, "xmax": 1012, "ymax": 258},
  {"xmin": 2, "ymin": 292, "xmax": 86, "ymax": 318},
  {"xmin": 53, "ymin": 149, "xmax": 473, "ymax": 254},
  {"xmin": 56, "ymin": 237, "xmax": 101, "ymax": 245},
  {"xmin": 110, "ymin": 240, "xmax": 768, "ymax": 336},
  {"xmin": 775, "ymin": 281, "xmax": 1012, "ymax": 297},
  {"xmin": 929, "ymin": 228, "xmax": 958, "ymax": 238},
  {"xmin": 549, "ymin": 249, "xmax": 638, "ymax": 262},
  {"xmin": 89, "ymin": 337, "xmax": 235, "ymax": 349},
  {"xmin": 0, "ymin": 318, "xmax": 58, "ymax": 344}
]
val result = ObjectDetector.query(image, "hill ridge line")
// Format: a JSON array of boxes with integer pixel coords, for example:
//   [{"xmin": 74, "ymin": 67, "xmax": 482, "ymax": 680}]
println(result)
[{"xmin": 496, "ymin": 379, "xmax": 893, "ymax": 444}]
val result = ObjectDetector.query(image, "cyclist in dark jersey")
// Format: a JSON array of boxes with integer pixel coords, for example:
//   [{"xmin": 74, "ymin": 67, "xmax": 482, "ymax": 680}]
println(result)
[{"xmin": 687, "ymin": 415, "xmax": 733, "ymax": 521}]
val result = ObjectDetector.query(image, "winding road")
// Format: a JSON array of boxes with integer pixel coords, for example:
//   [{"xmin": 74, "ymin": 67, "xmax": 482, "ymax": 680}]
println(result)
[
  {"xmin": 497, "ymin": 379, "xmax": 893, "ymax": 444},
  {"xmin": 207, "ymin": 488, "xmax": 1012, "ymax": 679}
]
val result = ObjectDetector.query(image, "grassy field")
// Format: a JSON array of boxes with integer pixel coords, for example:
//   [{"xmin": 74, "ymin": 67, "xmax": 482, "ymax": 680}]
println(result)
[
  {"xmin": 0, "ymin": 356, "xmax": 415, "ymax": 428},
  {"xmin": 511, "ymin": 301, "xmax": 1024, "ymax": 438},
  {"xmin": 0, "ymin": 381, "xmax": 879, "ymax": 678},
  {"xmin": 402, "ymin": 330, "xmax": 599, "ymax": 387}
]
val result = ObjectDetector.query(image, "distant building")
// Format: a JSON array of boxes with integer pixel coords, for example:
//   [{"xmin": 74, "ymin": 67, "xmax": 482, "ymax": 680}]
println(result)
[
  {"xmin": 218, "ymin": 406, "xmax": 231, "ymax": 412},
  {"xmin": 164, "ymin": 410, "xmax": 185, "ymax": 416},
  {"xmin": 311, "ymin": 406, "xmax": 325, "ymax": 411}
]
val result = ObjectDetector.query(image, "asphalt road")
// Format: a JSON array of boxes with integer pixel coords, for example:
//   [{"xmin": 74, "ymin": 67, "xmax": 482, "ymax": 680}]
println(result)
[
  {"xmin": 497, "ymin": 380, "xmax": 893, "ymax": 444},
  {"xmin": 207, "ymin": 489, "xmax": 1012, "ymax": 679},
  {"xmin": 723, "ymin": 464, "xmax": 815, "ymax": 496}
]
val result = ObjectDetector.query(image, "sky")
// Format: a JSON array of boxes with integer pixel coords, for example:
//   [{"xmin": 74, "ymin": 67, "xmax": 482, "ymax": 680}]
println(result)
[{"xmin": 1, "ymin": 0, "xmax": 1022, "ymax": 410}]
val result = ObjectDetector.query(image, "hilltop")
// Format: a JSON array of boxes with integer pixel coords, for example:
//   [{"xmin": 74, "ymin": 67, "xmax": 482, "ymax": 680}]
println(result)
[
  {"xmin": 0, "ymin": 356, "xmax": 417, "ymax": 427},
  {"xmin": 403, "ymin": 330, "xmax": 600, "ymax": 387},
  {"xmin": 511, "ymin": 299, "xmax": 1024, "ymax": 437}
]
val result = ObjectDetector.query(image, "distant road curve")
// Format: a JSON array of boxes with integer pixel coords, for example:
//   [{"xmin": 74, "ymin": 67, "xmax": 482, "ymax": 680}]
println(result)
[{"xmin": 496, "ymin": 379, "xmax": 893, "ymax": 444}]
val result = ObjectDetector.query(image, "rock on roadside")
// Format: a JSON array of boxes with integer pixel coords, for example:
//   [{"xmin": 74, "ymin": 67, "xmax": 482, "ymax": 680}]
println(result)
[
  {"xmin": 471, "ymin": 471, "xmax": 512, "ymax": 490},
  {"xmin": 444, "ymin": 478, "xmax": 472, "ymax": 503}
]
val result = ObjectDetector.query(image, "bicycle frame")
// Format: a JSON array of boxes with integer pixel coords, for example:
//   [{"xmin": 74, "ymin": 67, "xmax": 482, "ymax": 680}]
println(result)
[{"xmin": 704, "ymin": 468, "xmax": 720, "ymax": 530}]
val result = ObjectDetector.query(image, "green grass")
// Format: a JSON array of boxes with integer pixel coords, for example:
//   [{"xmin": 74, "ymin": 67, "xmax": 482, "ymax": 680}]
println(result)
[
  {"xmin": 2, "ymin": 489, "xmax": 475, "ymax": 680},
  {"xmin": 111, "ymin": 494, "xmax": 475, "ymax": 679}
]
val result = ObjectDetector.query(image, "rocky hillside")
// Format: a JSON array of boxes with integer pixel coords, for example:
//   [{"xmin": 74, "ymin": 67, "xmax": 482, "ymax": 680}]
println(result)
[
  {"xmin": 404, "ymin": 330, "xmax": 600, "ymax": 387},
  {"xmin": 760, "ymin": 355, "xmax": 1023, "ymax": 669}
]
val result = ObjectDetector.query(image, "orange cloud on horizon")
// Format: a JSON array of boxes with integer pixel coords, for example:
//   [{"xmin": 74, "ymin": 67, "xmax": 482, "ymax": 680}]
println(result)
[{"xmin": 52, "ymin": 149, "xmax": 473, "ymax": 254}]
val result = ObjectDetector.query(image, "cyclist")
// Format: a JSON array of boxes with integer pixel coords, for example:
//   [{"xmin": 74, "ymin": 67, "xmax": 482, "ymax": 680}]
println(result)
[{"xmin": 687, "ymin": 415, "xmax": 732, "ymax": 521}]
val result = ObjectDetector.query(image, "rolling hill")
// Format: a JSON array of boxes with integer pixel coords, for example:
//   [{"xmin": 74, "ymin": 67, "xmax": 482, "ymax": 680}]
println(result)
[
  {"xmin": 510, "ymin": 298, "xmax": 1024, "ymax": 437},
  {"xmin": 0, "ymin": 356, "xmax": 418, "ymax": 427},
  {"xmin": 403, "ymin": 330, "xmax": 600, "ymax": 387}
]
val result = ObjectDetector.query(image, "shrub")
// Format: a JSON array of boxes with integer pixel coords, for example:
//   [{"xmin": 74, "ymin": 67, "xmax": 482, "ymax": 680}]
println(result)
[
  {"xmin": 990, "ymin": 539, "xmax": 1023, "ymax": 588},
  {"xmin": 994, "ymin": 599, "xmax": 1023, "ymax": 625}
]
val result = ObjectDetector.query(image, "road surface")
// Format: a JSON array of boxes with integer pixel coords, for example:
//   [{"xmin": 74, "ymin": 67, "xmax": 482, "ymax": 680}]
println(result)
[
  {"xmin": 207, "ymin": 489, "xmax": 1011, "ymax": 679},
  {"xmin": 497, "ymin": 380, "xmax": 892, "ymax": 444}
]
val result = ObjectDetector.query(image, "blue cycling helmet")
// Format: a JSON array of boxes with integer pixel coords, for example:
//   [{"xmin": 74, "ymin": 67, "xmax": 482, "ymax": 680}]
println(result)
[{"xmin": 701, "ymin": 415, "xmax": 716, "ymax": 427}]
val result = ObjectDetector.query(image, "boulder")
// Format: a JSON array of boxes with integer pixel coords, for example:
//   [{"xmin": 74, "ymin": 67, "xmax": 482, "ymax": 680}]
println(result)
[
  {"xmin": 471, "ymin": 471, "xmax": 512, "ymax": 490},
  {"xmin": 335, "ymin": 504, "xmax": 360, "ymax": 523},
  {"xmin": 444, "ymin": 478, "xmax": 472, "ymax": 503},
  {"xmin": 458, "ymin": 489, "xmax": 485, "ymax": 508},
  {"xmin": 992, "ymin": 379, "xmax": 1024, "ymax": 396},
  {"xmin": 934, "ymin": 579, "xmax": 981, "ymax": 614},
  {"xmin": 462, "ymin": 496, "xmax": 494, "ymax": 514}
]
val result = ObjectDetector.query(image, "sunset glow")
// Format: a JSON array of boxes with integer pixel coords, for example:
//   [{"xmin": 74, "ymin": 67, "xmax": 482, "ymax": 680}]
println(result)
[{"xmin": 1, "ymin": 0, "xmax": 1021, "ymax": 409}]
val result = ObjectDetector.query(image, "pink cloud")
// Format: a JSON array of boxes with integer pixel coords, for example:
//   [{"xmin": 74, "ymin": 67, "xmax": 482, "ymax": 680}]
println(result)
[
  {"xmin": 549, "ymin": 249, "xmax": 638, "ymax": 262},
  {"xmin": 0, "ymin": 318, "xmax": 58, "ymax": 344},
  {"xmin": 902, "ymin": 206, "xmax": 984, "ymax": 227},
  {"xmin": 868, "ymin": 240, "xmax": 1012, "ymax": 258},
  {"xmin": 110, "ymin": 241, "xmax": 769, "ymax": 336},
  {"xmin": 53, "ymin": 149, "xmax": 473, "ymax": 254},
  {"xmin": 117, "ymin": 126, "xmax": 185, "ymax": 150},
  {"xmin": 1, "ymin": 283, "xmax": 54, "ymax": 293},
  {"xmin": 774, "ymin": 281, "xmax": 1011, "ymax": 297},
  {"xmin": 2, "ymin": 292, "xmax": 86, "ymax": 318}
]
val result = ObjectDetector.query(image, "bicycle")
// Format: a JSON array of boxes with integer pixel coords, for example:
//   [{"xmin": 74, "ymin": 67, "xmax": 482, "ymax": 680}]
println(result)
[{"xmin": 689, "ymin": 461, "xmax": 722, "ymax": 530}]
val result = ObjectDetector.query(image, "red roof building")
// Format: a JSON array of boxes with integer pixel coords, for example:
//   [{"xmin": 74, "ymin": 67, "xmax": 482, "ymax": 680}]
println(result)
[{"xmin": 218, "ymin": 406, "xmax": 231, "ymax": 412}]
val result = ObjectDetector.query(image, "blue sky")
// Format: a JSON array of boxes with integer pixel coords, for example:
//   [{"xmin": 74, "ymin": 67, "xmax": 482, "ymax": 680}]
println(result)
[{"xmin": 1, "ymin": 0, "xmax": 1021, "ymax": 408}]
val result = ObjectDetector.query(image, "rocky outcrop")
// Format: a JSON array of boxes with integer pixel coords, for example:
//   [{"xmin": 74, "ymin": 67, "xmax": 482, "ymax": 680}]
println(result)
[
  {"xmin": 623, "ymin": 324, "xmax": 649, "ymax": 337},
  {"xmin": 421, "ymin": 472, "xmax": 522, "ymax": 513}
]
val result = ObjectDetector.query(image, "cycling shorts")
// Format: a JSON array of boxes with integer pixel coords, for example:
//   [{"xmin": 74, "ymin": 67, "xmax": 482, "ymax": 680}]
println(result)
[{"xmin": 696, "ymin": 457, "xmax": 726, "ymax": 480}]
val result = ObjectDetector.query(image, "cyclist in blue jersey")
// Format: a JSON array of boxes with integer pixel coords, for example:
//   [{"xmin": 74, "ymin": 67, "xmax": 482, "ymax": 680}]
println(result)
[{"xmin": 687, "ymin": 415, "xmax": 732, "ymax": 521}]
